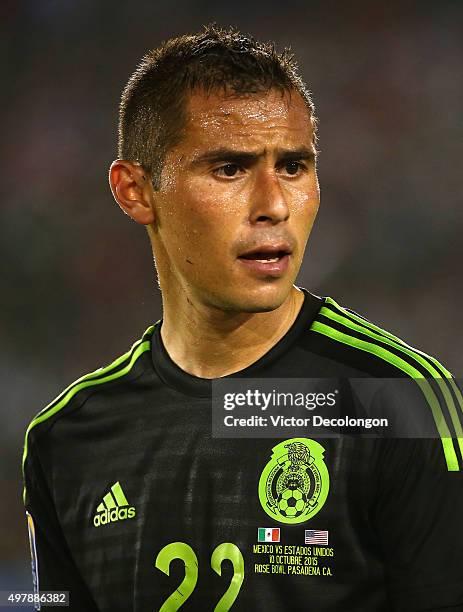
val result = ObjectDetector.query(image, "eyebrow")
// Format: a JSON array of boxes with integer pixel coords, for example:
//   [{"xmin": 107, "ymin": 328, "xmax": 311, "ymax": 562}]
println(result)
[{"xmin": 190, "ymin": 147, "xmax": 316, "ymax": 167}]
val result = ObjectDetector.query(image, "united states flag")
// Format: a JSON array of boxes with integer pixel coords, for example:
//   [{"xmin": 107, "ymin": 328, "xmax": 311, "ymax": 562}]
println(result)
[{"xmin": 305, "ymin": 529, "xmax": 329, "ymax": 545}]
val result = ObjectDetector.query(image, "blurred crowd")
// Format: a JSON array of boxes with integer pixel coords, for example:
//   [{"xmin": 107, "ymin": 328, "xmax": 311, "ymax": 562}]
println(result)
[{"xmin": 1, "ymin": 0, "xmax": 462, "ymax": 591}]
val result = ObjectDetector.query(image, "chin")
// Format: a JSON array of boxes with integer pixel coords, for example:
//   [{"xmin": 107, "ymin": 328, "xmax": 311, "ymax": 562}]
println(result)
[{"xmin": 216, "ymin": 282, "xmax": 293, "ymax": 314}]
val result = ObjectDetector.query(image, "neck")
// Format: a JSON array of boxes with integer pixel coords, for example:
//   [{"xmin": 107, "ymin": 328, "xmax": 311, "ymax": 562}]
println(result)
[{"xmin": 159, "ymin": 285, "xmax": 305, "ymax": 379}]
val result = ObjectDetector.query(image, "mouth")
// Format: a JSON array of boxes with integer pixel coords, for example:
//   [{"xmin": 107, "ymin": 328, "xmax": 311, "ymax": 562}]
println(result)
[
  {"xmin": 237, "ymin": 244, "xmax": 292, "ymax": 277},
  {"xmin": 238, "ymin": 243, "xmax": 292, "ymax": 260}
]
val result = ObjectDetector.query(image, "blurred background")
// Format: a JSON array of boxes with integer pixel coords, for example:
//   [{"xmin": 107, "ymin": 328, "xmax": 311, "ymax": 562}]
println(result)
[{"xmin": 1, "ymin": 0, "xmax": 462, "ymax": 597}]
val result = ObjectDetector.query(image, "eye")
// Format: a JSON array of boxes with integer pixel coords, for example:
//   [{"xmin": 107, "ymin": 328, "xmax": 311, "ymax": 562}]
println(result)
[
  {"xmin": 214, "ymin": 164, "xmax": 241, "ymax": 178},
  {"xmin": 284, "ymin": 161, "xmax": 304, "ymax": 175}
]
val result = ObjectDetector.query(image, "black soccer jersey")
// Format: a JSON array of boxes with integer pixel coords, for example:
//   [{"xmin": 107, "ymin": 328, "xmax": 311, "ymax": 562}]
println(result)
[{"xmin": 22, "ymin": 289, "xmax": 463, "ymax": 611}]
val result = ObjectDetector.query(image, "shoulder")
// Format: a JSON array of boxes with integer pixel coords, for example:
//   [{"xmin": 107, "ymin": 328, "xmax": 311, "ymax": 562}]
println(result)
[
  {"xmin": 310, "ymin": 295, "xmax": 463, "ymax": 471},
  {"xmin": 309, "ymin": 294, "xmax": 455, "ymax": 379},
  {"xmin": 22, "ymin": 324, "xmax": 156, "ymax": 471}
]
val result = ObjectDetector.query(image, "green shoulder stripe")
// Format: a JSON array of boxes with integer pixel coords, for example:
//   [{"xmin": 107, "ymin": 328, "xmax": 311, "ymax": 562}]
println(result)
[
  {"xmin": 328, "ymin": 297, "xmax": 454, "ymax": 376},
  {"xmin": 310, "ymin": 309, "xmax": 462, "ymax": 472},
  {"xmin": 322, "ymin": 300, "xmax": 463, "ymax": 446},
  {"xmin": 326, "ymin": 297, "xmax": 463, "ymax": 428},
  {"xmin": 22, "ymin": 325, "xmax": 155, "ymax": 484}
]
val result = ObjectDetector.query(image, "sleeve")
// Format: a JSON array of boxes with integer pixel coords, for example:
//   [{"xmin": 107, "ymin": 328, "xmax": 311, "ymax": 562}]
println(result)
[
  {"xmin": 23, "ymin": 436, "xmax": 100, "ymax": 612},
  {"xmin": 372, "ymin": 435, "xmax": 463, "ymax": 611}
]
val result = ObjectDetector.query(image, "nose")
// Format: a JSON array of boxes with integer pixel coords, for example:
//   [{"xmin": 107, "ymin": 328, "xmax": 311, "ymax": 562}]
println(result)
[{"xmin": 249, "ymin": 168, "xmax": 289, "ymax": 225}]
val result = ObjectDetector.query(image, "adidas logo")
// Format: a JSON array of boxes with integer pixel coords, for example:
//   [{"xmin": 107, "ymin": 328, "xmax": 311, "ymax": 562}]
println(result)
[{"xmin": 93, "ymin": 481, "xmax": 136, "ymax": 528}]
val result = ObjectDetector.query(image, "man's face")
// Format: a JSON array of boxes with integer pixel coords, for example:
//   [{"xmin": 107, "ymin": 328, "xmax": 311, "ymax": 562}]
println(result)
[{"xmin": 151, "ymin": 87, "xmax": 320, "ymax": 312}]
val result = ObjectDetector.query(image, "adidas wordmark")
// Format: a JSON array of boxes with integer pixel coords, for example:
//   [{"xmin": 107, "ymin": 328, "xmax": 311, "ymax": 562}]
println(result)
[{"xmin": 93, "ymin": 481, "xmax": 136, "ymax": 528}]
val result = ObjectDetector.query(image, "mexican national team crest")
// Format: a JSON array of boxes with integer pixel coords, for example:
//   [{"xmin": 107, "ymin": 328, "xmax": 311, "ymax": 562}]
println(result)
[{"xmin": 258, "ymin": 438, "xmax": 329, "ymax": 525}]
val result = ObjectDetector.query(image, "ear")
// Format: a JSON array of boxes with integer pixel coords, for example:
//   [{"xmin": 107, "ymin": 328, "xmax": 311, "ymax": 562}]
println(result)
[{"xmin": 108, "ymin": 160, "xmax": 155, "ymax": 225}]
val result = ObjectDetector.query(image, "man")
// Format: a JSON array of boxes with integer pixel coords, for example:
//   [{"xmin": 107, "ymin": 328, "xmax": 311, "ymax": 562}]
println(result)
[{"xmin": 23, "ymin": 24, "xmax": 463, "ymax": 611}]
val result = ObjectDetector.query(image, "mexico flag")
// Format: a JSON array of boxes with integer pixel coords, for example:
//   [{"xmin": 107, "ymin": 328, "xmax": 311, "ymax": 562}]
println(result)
[{"xmin": 258, "ymin": 528, "xmax": 280, "ymax": 543}]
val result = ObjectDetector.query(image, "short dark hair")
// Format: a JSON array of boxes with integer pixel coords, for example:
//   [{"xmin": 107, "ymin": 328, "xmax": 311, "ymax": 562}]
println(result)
[{"xmin": 118, "ymin": 23, "xmax": 317, "ymax": 189}]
